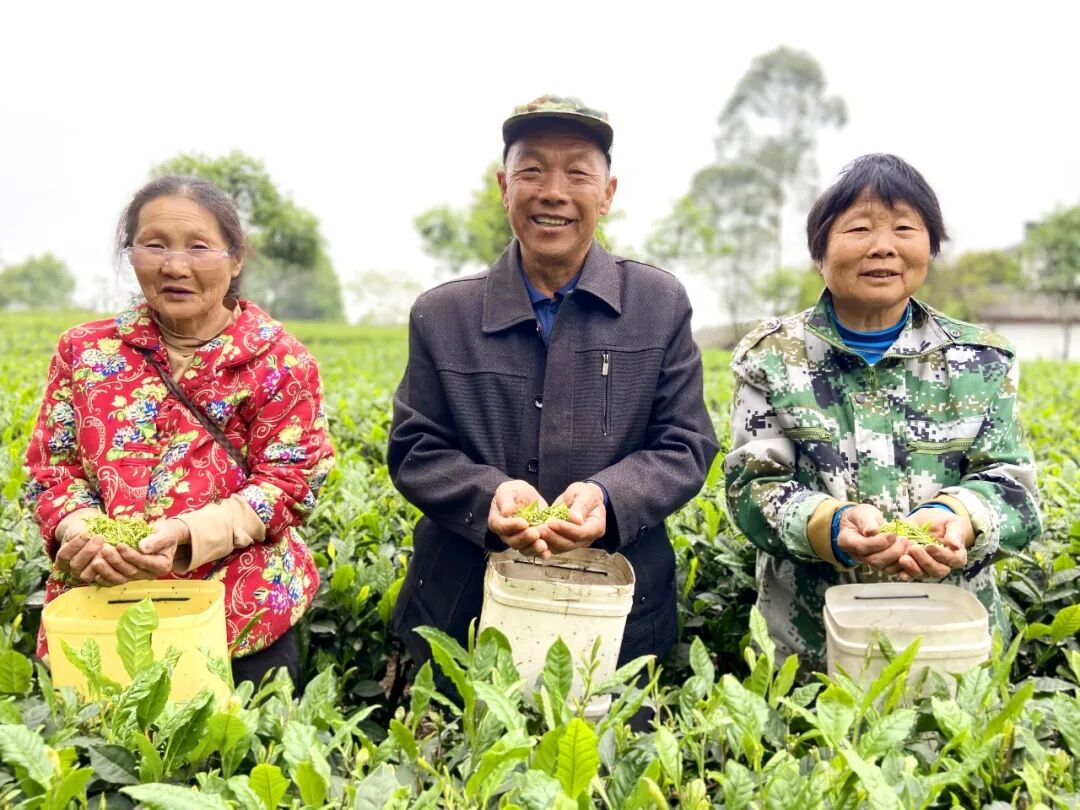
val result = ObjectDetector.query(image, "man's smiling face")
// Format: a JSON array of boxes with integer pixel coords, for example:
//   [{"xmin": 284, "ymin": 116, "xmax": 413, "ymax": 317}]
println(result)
[{"xmin": 498, "ymin": 123, "xmax": 616, "ymax": 274}]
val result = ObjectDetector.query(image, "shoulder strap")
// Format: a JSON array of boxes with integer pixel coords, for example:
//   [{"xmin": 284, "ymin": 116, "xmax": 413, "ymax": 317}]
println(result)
[{"xmin": 135, "ymin": 347, "xmax": 251, "ymax": 478}]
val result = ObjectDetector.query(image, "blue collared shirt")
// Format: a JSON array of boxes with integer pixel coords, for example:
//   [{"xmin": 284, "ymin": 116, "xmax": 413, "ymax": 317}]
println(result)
[
  {"xmin": 521, "ymin": 267, "xmax": 581, "ymax": 344},
  {"xmin": 829, "ymin": 300, "xmax": 911, "ymax": 365}
]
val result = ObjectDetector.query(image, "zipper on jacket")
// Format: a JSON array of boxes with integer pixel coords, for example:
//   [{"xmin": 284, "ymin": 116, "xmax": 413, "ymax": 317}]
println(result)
[{"xmin": 601, "ymin": 351, "xmax": 611, "ymax": 436}]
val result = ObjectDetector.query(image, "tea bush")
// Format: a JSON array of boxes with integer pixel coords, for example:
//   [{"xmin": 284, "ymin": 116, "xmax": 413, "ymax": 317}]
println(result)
[{"xmin": 1, "ymin": 312, "xmax": 1078, "ymax": 807}]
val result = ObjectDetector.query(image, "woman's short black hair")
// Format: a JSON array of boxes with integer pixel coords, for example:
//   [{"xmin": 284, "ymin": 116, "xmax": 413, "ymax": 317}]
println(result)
[{"xmin": 806, "ymin": 153, "xmax": 947, "ymax": 263}]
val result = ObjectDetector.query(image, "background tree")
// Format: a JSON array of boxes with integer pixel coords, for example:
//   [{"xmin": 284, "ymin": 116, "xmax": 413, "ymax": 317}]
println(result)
[
  {"xmin": 648, "ymin": 163, "xmax": 775, "ymax": 328},
  {"xmin": 416, "ymin": 161, "xmax": 620, "ymax": 275},
  {"xmin": 1025, "ymin": 205, "xmax": 1080, "ymax": 358},
  {"xmin": 648, "ymin": 46, "xmax": 845, "ymax": 336},
  {"xmin": 0, "ymin": 253, "xmax": 75, "ymax": 310},
  {"xmin": 152, "ymin": 152, "xmax": 345, "ymax": 321},
  {"xmin": 716, "ymin": 46, "xmax": 847, "ymax": 268},
  {"xmin": 919, "ymin": 249, "xmax": 1025, "ymax": 322},
  {"xmin": 754, "ymin": 265, "xmax": 824, "ymax": 317}
]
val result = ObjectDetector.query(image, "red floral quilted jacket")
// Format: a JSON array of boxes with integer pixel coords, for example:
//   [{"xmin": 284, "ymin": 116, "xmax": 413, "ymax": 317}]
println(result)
[{"xmin": 26, "ymin": 300, "xmax": 334, "ymax": 658}]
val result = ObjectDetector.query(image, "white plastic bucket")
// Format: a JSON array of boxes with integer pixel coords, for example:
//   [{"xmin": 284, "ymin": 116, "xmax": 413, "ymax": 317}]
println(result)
[
  {"xmin": 478, "ymin": 548, "xmax": 635, "ymax": 715},
  {"xmin": 824, "ymin": 582, "xmax": 990, "ymax": 690}
]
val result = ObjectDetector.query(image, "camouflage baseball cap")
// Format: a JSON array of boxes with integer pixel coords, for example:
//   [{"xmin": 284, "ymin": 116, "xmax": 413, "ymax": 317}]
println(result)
[{"xmin": 502, "ymin": 94, "xmax": 613, "ymax": 154}]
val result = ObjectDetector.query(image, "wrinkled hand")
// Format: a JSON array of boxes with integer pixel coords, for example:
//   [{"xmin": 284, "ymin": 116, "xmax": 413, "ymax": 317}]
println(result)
[
  {"xmin": 108, "ymin": 519, "xmax": 188, "ymax": 583},
  {"xmin": 55, "ymin": 521, "xmax": 107, "ymax": 584},
  {"xmin": 539, "ymin": 482, "xmax": 607, "ymax": 554},
  {"xmin": 835, "ymin": 504, "xmax": 911, "ymax": 571},
  {"xmin": 488, "ymin": 480, "xmax": 550, "ymax": 558},
  {"xmin": 890, "ymin": 508, "xmax": 971, "ymax": 581}
]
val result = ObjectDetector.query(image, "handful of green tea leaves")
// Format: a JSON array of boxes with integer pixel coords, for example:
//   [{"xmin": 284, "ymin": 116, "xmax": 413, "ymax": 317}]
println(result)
[
  {"xmin": 85, "ymin": 515, "xmax": 153, "ymax": 548},
  {"xmin": 514, "ymin": 501, "xmax": 570, "ymax": 527},
  {"xmin": 879, "ymin": 518, "xmax": 941, "ymax": 546}
]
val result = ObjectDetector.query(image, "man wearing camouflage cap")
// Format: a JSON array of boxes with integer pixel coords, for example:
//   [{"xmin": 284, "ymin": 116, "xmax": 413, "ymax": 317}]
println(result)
[{"xmin": 389, "ymin": 95, "xmax": 718, "ymax": 673}]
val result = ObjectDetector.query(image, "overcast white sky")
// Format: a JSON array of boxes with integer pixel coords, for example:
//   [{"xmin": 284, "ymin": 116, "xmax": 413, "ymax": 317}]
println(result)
[{"xmin": 2, "ymin": 1, "xmax": 1079, "ymax": 325}]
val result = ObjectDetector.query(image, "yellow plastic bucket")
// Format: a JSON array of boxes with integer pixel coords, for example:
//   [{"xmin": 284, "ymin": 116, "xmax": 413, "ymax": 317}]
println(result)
[{"xmin": 43, "ymin": 580, "xmax": 230, "ymax": 703}]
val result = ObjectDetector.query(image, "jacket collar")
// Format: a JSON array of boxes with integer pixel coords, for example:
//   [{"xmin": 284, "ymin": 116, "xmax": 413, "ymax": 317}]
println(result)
[
  {"xmin": 481, "ymin": 239, "xmax": 622, "ymax": 334},
  {"xmin": 805, "ymin": 289, "xmax": 951, "ymax": 358},
  {"xmin": 117, "ymin": 299, "xmax": 283, "ymax": 370}
]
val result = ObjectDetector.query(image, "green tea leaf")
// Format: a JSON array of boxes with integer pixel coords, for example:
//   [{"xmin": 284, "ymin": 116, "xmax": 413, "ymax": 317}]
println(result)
[
  {"xmin": 770, "ymin": 654, "xmax": 799, "ymax": 704},
  {"xmin": 984, "ymin": 680, "xmax": 1034, "ymax": 740},
  {"xmin": 1024, "ymin": 622, "xmax": 1053, "ymax": 640},
  {"xmin": 838, "ymin": 745, "xmax": 903, "ymax": 810},
  {"xmin": 594, "ymin": 654, "xmax": 653, "ymax": 693},
  {"xmin": 748, "ymin": 605, "xmax": 775, "ymax": 668},
  {"xmin": 160, "ymin": 689, "xmax": 216, "ymax": 770},
  {"xmin": 47, "ymin": 766, "xmax": 94, "ymax": 809},
  {"xmin": 88, "ymin": 743, "xmax": 139, "ymax": 785},
  {"xmin": 515, "ymin": 769, "xmax": 561, "ymax": 810},
  {"xmin": 474, "ymin": 681, "xmax": 526, "ymax": 734},
  {"xmin": 533, "ymin": 726, "xmax": 566, "ymax": 776},
  {"xmin": 1050, "ymin": 604, "xmax": 1080, "ymax": 642},
  {"xmin": 464, "ymin": 732, "xmax": 531, "ymax": 801},
  {"xmin": 862, "ymin": 638, "xmax": 921, "ymax": 712},
  {"xmin": 225, "ymin": 775, "xmax": 265, "ymax": 810},
  {"xmin": 555, "ymin": 718, "xmax": 599, "ymax": 799},
  {"xmin": 415, "ymin": 626, "xmax": 474, "ymax": 709},
  {"xmin": 859, "ymin": 709, "xmax": 916, "ymax": 759},
  {"xmin": 122, "ymin": 783, "xmax": 231, "ymax": 809},
  {"xmin": 608, "ymin": 747, "xmax": 654, "ymax": 808},
  {"xmin": 543, "ymin": 638, "xmax": 574, "ymax": 706},
  {"xmin": 133, "ymin": 731, "xmax": 163, "ymax": 783},
  {"xmin": 0, "ymin": 650, "xmax": 33, "ymax": 695},
  {"xmin": 688, "ymin": 637, "xmax": 714, "ymax": 687},
  {"xmin": 293, "ymin": 759, "xmax": 328, "ymax": 807},
  {"xmin": 722, "ymin": 760, "xmax": 755, "ymax": 810},
  {"xmin": 815, "ymin": 684, "xmax": 857, "ymax": 746},
  {"xmin": 0, "ymin": 723, "xmax": 53, "ymax": 786},
  {"xmin": 353, "ymin": 763, "xmax": 403, "ymax": 810},
  {"xmin": 389, "ymin": 718, "xmax": 419, "ymax": 760},
  {"xmin": 116, "ymin": 596, "xmax": 159, "ymax": 679},
  {"xmin": 247, "ymin": 763, "xmax": 289, "ymax": 810},
  {"xmin": 623, "ymin": 774, "xmax": 668, "ymax": 810},
  {"xmin": 654, "ymin": 726, "xmax": 680, "ymax": 786}
]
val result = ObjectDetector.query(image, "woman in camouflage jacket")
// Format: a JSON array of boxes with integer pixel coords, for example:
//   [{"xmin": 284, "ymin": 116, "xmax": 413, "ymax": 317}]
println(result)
[{"xmin": 725, "ymin": 154, "xmax": 1041, "ymax": 669}]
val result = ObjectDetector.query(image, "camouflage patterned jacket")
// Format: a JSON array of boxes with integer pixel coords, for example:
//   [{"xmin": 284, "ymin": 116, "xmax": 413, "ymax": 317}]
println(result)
[{"xmin": 725, "ymin": 292, "xmax": 1041, "ymax": 669}]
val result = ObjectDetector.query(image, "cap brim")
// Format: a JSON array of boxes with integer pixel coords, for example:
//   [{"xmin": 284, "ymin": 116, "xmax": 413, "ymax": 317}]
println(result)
[{"xmin": 502, "ymin": 111, "xmax": 613, "ymax": 154}]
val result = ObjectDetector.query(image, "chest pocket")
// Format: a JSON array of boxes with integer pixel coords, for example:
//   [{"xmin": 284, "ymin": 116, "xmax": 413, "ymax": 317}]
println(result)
[
  {"xmin": 437, "ymin": 369, "xmax": 526, "ymax": 466},
  {"xmin": 772, "ymin": 407, "xmax": 851, "ymax": 496},
  {"xmin": 906, "ymin": 415, "xmax": 983, "ymax": 455},
  {"xmin": 569, "ymin": 347, "xmax": 664, "ymax": 480},
  {"xmin": 905, "ymin": 415, "xmax": 983, "ymax": 502}
]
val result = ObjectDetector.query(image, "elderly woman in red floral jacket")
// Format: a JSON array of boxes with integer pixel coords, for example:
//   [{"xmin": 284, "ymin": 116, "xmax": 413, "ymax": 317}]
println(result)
[{"xmin": 25, "ymin": 176, "xmax": 334, "ymax": 686}]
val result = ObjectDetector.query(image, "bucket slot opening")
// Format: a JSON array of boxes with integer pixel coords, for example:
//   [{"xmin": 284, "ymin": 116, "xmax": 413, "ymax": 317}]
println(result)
[
  {"xmin": 106, "ymin": 597, "xmax": 191, "ymax": 604},
  {"xmin": 511, "ymin": 560, "xmax": 610, "ymax": 576},
  {"xmin": 853, "ymin": 594, "xmax": 929, "ymax": 601}
]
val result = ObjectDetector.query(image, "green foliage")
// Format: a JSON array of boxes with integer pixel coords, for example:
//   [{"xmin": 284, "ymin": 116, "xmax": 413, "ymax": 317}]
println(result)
[
  {"xmin": 4, "ymin": 312, "xmax": 1080, "ymax": 806},
  {"xmin": 152, "ymin": 151, "xmax": 345, "ymax": 321},
  {"xmin": 921, "ymin": 249, "xmax": 1026, "ymax": 322},
  {"xmin": 648, "ymin": 47, "xmax": 845, "ymax": 332},
  {"xmin": 1026, "ymin": 205, "xmax": 1080, "ymax": 299},
  {"xmin": 0, "ymin": 253, "xmax": 75, "ymax": 311}
]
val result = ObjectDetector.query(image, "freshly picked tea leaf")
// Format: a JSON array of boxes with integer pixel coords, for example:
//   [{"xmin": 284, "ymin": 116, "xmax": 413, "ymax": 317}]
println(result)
[
  {"xmin": 86, "ymin": 515, "xmax": 153, "ymax": 548},
  {"xmin": 514, "ymin": 501, "xmax": 570, "ymax": 527},
  {"xmin": 879, "ymin": 518, "xmax": 941, "ymax": 546}
]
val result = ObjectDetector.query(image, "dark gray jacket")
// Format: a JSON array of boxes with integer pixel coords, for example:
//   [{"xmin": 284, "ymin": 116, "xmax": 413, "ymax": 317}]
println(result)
[{"xmin": 389, "ymin": 240, "xmax": 718, "ymax": 666}]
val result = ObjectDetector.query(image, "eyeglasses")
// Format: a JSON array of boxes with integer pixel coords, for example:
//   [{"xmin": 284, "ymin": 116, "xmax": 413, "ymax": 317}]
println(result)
[{"xmin": 124, "ymin": 245, "xmax": 232, "ymax": 271}]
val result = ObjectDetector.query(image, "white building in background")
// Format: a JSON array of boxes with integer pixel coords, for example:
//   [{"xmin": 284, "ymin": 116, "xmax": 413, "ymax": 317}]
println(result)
[{"xmin": 980, "ymin": 295, "xmax": 1080, "ymax": 361}]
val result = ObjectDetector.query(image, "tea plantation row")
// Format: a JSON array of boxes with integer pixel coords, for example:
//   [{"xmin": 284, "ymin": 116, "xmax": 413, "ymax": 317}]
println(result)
[{"xmin": 0, "ymin": 312, "xmax": 1078, "ymax": 808}]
